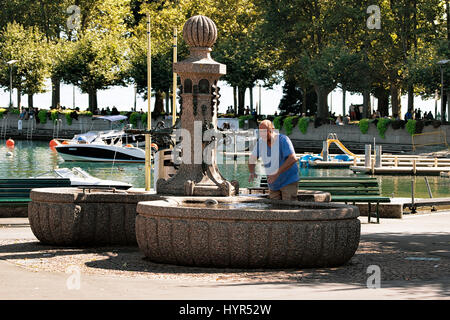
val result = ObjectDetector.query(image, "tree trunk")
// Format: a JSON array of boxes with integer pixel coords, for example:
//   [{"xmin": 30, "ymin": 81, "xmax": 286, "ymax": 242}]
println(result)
[
  {"xmin": 302, "ymin": 86, "xmax": 307, "ymax": 115},
  {"xmin": 88, "ymin": 89, "xmax": 98, "ymax": 112},
  {"xmin": 28, "ymin": 94, "xmax": 33, "ymax": 109},
  {"xmin": 390, "ymin": 84, "xmax": 401, "ymax": 118},
  {"xmin": 154, "ymin": 91, "xmax": 165, "ymax": 115},
  {"xmin": 249, "ymin": 86, "xmax": 253, "ymax": 111},
  {"xmin": 362, "ymin": 89, "xmax": 371, "ymax": 118},
  {"xmin": 233, "ymin": 86, "xmax": 237, "ymax": 114},
  {"xmin": 17, "ymin": 89, "xmax": 21, "ymax": 111},
  {"xmin": 407, "ymin": 84, "xmax": 414, "ymax": 112},
  {"xmin": 377, "ymin": 93, "xmax": 390, "ymax": 117},
  {"xmin": 315, "ymin": 86, "xmax": 330, "ymax": 119},
  {"xmin": 237, "ymin": 86, "xmax": 246, "ymax": 115},
  {"xmin": 165, "ymin": 91, "xmax": 170, "ymax": 114},
  {"xmin": 342, "ymin": 88, "xmax": 346, "ymax": 116},
  {"xmin": 51, "ymin": 76, "xmax": 61, "ymax": 109}
]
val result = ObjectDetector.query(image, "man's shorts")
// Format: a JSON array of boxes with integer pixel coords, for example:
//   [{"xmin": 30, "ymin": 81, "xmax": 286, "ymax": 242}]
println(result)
[{"xmin": 268, "ymin": 181, "xmax": 298, "ymax": 201}]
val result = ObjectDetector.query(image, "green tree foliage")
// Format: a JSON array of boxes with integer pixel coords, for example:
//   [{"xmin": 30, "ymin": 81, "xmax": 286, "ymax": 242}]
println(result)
[
  {"xmin": 54, "ymin": 0, "xmax": 131, "ymax": 112},
  {"xmin": 0, "ymin": 22, "xmax": 50, "ymax": 108},
  {"xmin": 128, "ymin": 0, "xmax": 189, "ymax": 115},
  {"xmin": 278, "ymin": 80, "xmax": 303, "ymax": 115}
]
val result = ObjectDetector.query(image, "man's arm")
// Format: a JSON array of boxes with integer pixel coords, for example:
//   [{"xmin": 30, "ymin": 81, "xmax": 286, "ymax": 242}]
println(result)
[{"xmin": 248, "ymin": 154, "xmax": 258, "ymax": 182}]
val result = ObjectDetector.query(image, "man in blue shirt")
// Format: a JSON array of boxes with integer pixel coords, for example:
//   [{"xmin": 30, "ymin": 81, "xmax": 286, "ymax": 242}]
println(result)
[{"xmin": 248, "ymin": 120, "xmax": 299, "ymax": 200}]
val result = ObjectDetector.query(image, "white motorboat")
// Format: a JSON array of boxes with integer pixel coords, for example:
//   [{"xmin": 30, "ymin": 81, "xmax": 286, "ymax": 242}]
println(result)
[
  {"xmin": 54, "ymin": 115, "xmax": 146, "ymax": 163},
  {"xmin": 32, "ymin": 167, "xmax": 132, "ymax": 189},
  {"xmin": 55, "ymin": 142, "xmax": 146, "ymax": 163}
]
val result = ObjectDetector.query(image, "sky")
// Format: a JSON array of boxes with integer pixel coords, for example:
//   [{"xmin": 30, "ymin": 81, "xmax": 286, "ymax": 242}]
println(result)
[{"xmin": 0, "ymin": 79, "xmax": 441, "ymax": 117}]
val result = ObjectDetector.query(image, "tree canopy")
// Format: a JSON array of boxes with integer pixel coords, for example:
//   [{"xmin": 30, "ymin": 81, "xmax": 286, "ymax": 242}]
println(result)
[{"xmin": 0, "ymin": 0, "xmax": 449, "ymax": 121}]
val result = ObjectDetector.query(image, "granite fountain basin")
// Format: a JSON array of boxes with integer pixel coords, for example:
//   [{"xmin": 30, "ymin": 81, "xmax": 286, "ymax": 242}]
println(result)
[
  {"xmin": 28, "ymin": 187, "xmax": 162, "ymax": 246},
  {"xmin": 136, "ymin": 196, "xmax": 360, "ymax": 268}
]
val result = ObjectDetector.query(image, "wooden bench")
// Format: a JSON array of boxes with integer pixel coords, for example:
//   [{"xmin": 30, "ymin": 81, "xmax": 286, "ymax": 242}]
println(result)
[
  {"xmin": 249, "ymin": 176, "xmax": 390, "ymax": 223},
  {"xmin": 0, "ymin": 178, "xmax": 72, "ymax": 207}
]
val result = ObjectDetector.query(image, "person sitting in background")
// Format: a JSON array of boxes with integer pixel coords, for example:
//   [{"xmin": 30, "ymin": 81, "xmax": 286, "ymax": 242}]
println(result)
[
  {"xmin": 111, "ymin": 106, "xmax": 120, "ymax": 115},
  {"xmin": 34, "ymin": 108, "xmax": 40, "ymax": 124},
  {"xmin": 19, "ymin": 109, "xmax": 26, "ymax": 120},
  {"xmin": 70, "ymin": 110, "xmax": 79, "ymax": 120},
  {"xmin": 28, "ymin": 107, "xmax": 35, "ymax": 119},
  {"xmin": 335, "ymin": 115, "xmax": 344, "ymax": 125},
  {"xmin": 426, "ymin": 111, "xmax": 434, "ymax": 120},
  {"xmin": 371, "ymin": 111, "xmax": 377, "ymax": 119},
  {"xmin": 404, "ymin": 110, "xmax": 413, "ymax": 120},
  {"xmin": 343, "ymin": 114, "xmax": 350, "ymax": 125}
]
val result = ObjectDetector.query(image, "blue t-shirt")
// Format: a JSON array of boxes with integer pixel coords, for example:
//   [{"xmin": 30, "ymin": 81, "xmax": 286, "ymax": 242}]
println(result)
[{"xmin": 251, "ymin": 134, "xmax": 299, "ymax": 191}]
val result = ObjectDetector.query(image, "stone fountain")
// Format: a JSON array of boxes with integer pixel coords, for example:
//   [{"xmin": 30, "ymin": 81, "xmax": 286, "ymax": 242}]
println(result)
[{"xmin": 134, "ymin": 15, "xmax": 361, "ymax": 268}]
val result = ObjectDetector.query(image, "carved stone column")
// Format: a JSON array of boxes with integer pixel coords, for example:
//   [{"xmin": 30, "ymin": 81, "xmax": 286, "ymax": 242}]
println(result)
[{"xmin": 157, "ymin": 15, "xmax": 239, "ymax": 196}]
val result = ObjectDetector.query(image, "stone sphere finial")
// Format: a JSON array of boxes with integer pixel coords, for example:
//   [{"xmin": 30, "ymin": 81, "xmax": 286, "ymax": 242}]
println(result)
[{"xmin": 183, "ymin": 15, "xmax": 218, "ymax": 48}]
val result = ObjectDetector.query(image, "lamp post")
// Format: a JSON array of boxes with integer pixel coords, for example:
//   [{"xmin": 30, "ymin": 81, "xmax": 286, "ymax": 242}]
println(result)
[
  {"xmin": 6, "ymin": 60, "xmax": 18, "ymax": 109},
  {"xmin": 437, "ymin": 59, "xmax": 450, "ymax": 121}
]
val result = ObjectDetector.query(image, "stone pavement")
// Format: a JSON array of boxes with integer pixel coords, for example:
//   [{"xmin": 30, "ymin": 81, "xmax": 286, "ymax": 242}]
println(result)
[{"xmin": 0, "ymin": 211, "xmax": 449, "ymax": 300}]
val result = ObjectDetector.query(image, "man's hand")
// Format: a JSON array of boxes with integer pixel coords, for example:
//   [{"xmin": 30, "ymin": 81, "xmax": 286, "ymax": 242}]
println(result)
[
  {"xmin": 248, "ymin": 172, "xmax": 258, "ymax": 183},
  {"xmin": 267, "ymin": 172, "xmax": 279, "ymax": 184}
]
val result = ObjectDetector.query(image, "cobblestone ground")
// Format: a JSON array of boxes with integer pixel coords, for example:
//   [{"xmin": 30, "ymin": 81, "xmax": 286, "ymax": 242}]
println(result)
[{"xmin": 0, "ymin": 236, "xmax": 448, "ymax": 289}]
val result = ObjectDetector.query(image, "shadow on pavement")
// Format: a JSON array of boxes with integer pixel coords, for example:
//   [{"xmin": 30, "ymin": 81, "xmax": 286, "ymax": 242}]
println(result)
[{"xmin": 0, "ymin": 232, "xmax": 448, "ymax": 297}]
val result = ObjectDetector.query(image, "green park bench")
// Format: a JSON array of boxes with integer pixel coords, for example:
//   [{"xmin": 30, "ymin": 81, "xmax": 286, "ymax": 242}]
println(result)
[
  {"xmin": 248, "ymin": 176, "xmax": 390, "ymax": 223},
  {"xmin": 0, "ymin": 178, "xmax": 72, "ymax": 208}
]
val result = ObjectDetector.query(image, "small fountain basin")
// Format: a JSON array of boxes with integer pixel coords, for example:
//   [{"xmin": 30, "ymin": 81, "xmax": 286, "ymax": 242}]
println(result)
[
  {"xmin": 136, "ymin": 196, "xmax": 360, "ymax": 269},
  {"xmin": 29, "ymin": 188, "xmax": 162, "ymax": 246}
]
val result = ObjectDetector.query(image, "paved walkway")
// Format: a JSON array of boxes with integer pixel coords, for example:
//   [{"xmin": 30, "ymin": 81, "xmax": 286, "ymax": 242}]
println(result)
[{"xmin": 0, "ymin": 211, "xmax": 449, "ymax": 300}]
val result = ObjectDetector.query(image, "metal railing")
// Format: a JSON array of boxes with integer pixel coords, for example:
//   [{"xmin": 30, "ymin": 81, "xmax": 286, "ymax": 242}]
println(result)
[
  {"xmin": 0, "ymin": 117, "xmax": 8, "ymax": 139},
  {"xmin": 26, "ymin": 118, "xmax": 36, "ymax": 140},
  {"xmin": 53, "ymin": 119, "xmax": 62, "ymax": 139}
]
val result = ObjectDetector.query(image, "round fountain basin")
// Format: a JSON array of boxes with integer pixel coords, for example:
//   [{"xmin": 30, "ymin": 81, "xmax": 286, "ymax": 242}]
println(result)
[
  {"xmin": 136, "ymin": 197, "xmax": 360, "ymax": 268},
  {"xmin": 29, "ymin": 188, "xmax": 162, "ymax": 246}
]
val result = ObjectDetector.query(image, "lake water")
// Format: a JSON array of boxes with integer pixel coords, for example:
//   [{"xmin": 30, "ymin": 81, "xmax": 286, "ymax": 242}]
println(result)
[{"xmin": 1, "ymin": 140, "xmax": 449, "ymax": 198}]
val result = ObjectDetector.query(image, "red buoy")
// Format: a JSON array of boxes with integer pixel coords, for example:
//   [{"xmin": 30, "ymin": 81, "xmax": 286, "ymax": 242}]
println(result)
[
  {"xmin": 6, "ymin": 139, "xmax": 14, "ymax": 148},
  {"xmin": 49, "ymin": 139, "xmax": 60, "ymax": 148}
]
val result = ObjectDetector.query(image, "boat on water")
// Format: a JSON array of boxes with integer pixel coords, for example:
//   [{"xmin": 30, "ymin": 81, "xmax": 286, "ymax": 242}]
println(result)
[
  {"xmin": 32, "ymin": 167, "xmax": 132, "ymax": 189},
  {"xmin": 54, "ymin": 115, "xmax": 146, "ymax": 163}
]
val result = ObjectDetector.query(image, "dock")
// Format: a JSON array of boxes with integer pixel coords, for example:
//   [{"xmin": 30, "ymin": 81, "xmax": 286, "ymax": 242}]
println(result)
[
  {"xmin": 221, "ymin": 151, "xmax": 450, "ymax": 176},
  {"xmin": 351, "ymin": 166, "xmax": 450, "ymax": 175}
]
